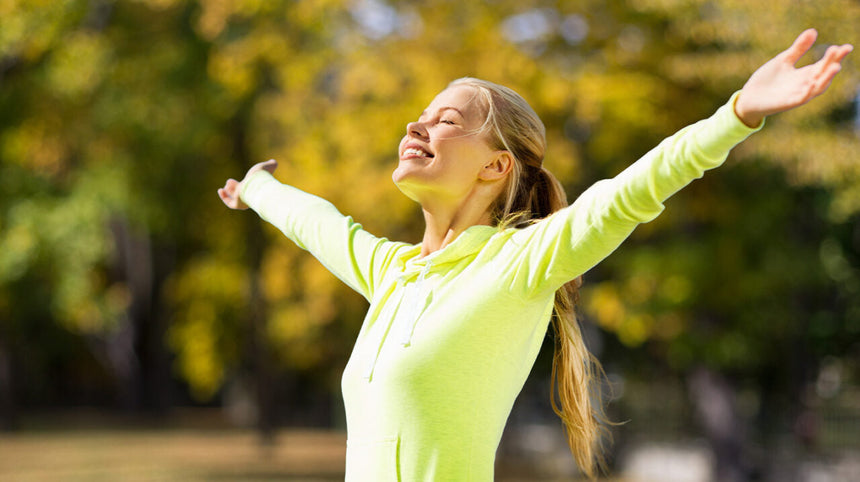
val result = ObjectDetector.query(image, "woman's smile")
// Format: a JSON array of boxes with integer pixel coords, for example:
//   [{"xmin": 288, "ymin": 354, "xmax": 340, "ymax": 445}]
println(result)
[{"xmin": 400, "ymin": 141, "xmax": 435, "ymax": 160}]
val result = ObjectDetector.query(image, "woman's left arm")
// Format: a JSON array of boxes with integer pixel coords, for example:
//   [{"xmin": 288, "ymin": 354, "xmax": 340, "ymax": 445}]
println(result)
[{"xmin": 506, "ymin": 29, "xmax": 852, "ymax": 296}]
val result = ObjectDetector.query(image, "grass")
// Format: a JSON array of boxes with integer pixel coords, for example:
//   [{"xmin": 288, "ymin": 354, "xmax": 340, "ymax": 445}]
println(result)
[
  {"xmin": 0, "ymin": 410, "xmax": 601, "ymax": 481},
  {"xmin": 0, "ymin": 427, "xmax": 348, "ymax": 482}
]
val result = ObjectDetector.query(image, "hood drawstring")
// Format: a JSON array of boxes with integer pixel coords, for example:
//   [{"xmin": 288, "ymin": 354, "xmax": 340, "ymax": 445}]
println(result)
[
  {"xmin": 357, "ymin": 225, "xmax": 497, "ymax": 383},
  {"xmin": 362, "ymin": 260, "xmax": 432, "ymax": 381},
  {"xmin": 400, "ymin": 261, "xmax": 432, "ymax": 347}
]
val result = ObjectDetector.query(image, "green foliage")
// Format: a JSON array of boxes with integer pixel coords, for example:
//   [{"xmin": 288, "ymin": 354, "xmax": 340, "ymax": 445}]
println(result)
[{"xmin": 166, "ymin": 256, "xmax": 248, "ymax": 400}]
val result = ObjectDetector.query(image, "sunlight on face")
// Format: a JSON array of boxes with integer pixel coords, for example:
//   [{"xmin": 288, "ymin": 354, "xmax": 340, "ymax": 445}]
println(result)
[{"xmin": 392, "ymin": 85, "xmax": 497, "ymax": 204}]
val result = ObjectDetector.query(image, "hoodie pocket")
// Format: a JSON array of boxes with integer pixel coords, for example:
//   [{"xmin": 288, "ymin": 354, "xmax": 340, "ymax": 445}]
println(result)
[{"xmin": 345, "ymin": 436, "xmax": 400, "ymax": 482}]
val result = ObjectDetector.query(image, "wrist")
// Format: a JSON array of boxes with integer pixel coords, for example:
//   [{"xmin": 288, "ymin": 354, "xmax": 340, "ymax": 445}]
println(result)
[
  {"xmin": 239, "ymin": 169, "xmax": 276, "ymax": 210},
  {"xmin": 733, "ymin": 93, "xmax": 764, "ymax": 129}
]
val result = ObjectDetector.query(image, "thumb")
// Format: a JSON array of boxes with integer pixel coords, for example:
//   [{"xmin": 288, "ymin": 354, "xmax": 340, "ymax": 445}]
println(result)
[
  {"xmin": 246, "ymin": 159, "xmax": 279, "ymax": 179},
  {"xmin": 261, "ymin": 159, "xmax": 278, "ymax": 174},
  {"xmin": 782, "ymin": 28, "xmax": 818, "ymax": 65}
]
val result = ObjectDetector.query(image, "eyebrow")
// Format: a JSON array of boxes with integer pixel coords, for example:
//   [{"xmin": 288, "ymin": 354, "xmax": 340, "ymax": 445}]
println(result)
[{"xmin": 421, "ymin": 106, "xmax": 466, "ymax": 119}]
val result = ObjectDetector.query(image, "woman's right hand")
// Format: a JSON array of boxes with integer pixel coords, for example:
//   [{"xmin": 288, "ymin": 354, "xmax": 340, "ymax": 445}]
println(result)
[
  {"xmin": 217, "ymin": 159, "xmax": 279, "ymax": 210},
  {"xmin": 734, "ymin": 29, "xmax": 853, "ymax": 128}
]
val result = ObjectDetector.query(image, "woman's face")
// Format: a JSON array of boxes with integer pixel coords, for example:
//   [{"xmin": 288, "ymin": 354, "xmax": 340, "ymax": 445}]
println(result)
[{"xmin": 393, "ymin": 85, "xmax": 500, "ymax": 204}]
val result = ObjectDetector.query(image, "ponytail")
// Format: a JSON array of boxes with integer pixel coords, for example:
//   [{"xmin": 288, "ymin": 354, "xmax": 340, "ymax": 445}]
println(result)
[
  {"xmin": 502, "ymin": 165, "xmax": 610, "ymax": 480},
  {"xmin": 551, "ymin": 275, "xmax": 611, "ymax": 481},
  {"xmin": 447, "ymin": 77, "xmax": 611, "ymax": 478}
]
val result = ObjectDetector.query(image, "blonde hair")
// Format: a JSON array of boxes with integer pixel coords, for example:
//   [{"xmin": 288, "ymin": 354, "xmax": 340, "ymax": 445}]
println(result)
[{"xmin": 448, "ymin": 77, "xmax": 610, "ymax": 478}]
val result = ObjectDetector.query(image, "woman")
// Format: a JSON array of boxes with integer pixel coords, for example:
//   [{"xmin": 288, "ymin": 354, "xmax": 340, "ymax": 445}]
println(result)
[{"xmin": 218, "ymin": 30, "xmax": 851, "ymax": 480}]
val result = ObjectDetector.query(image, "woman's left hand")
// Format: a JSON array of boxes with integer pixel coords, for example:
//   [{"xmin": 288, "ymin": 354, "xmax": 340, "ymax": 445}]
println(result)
[{"xmin": 734, "ymin": 28, "xmax": 853, "ymax": 128}]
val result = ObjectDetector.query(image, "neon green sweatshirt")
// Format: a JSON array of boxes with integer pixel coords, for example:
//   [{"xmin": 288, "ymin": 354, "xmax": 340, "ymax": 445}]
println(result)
[{"xmin": 240, "ymin": 93, "xmax": 761, "ymax": 481}]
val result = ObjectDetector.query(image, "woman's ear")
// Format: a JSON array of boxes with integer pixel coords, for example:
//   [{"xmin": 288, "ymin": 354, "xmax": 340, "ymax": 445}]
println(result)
[{"xmin": 479, "ymin": 151, "xmax": 514, "ymax": 181}]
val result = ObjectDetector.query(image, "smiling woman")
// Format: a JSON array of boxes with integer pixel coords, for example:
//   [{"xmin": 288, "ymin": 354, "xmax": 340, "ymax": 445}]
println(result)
[
  {"xmin": 392, "ymin": 84, "xmax": 515, "ymax": 251},
  {"xmin": 218, "ymin": 29, "xmax": 852, "ymax": 481}
]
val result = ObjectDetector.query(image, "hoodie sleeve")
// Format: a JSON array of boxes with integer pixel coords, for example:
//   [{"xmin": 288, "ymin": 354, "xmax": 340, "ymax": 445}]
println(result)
[
  {"xmin": 506, "ymin": 92, "xmax": 763, "ymax": 297},
  {"xmin": 240, "ymin": 172, "xmax": 404, "ymax": 301}
]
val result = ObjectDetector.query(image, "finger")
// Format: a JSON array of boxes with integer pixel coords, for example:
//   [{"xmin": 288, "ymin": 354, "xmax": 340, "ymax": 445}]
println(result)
[
  {"xmin": 810, "ymin": 44, "xmax": 852, "ymax": 93},
  {"xmin": 261, "ymin": 159, "xmax": 278, "ymax": 174},
  {"xmin": 811, "ymin": 63, "xmax": 842, "ymax": 97},
  {"xmin": 824, "ymin": 44, "xmax": 847, "ymax": 64},
  {"xmin": 813, "ymin": 45, "xmax": 843, "ymax": 76},
  {"xmin": 218, "ymin": 187, "xmax": 234, "ymax": 202},
  {"xmin": 782, "ymin": 28, "xmax": 818, "ymax": 65},
  {"xmin": 835, "ymin": 43, "xmax": 854, "ymax": 63},
  {"xmin": 218, "ymin": 188, "xmax": 234, "ymax": 207},
  {"xmin": 810, "ymin": 43, "xmax": 852, "ymax": 75}
]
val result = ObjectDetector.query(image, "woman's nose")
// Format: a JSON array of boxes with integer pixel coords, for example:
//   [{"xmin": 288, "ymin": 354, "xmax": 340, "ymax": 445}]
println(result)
[{"xmin": 407, "ymin": 121, "xmax": 428, "ymax": 139}]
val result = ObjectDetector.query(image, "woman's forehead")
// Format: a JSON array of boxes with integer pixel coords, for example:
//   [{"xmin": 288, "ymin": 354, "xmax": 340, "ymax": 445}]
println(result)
[{"xmin": 425, "ymin": 85, "xmax": 486, "ymax": 119}]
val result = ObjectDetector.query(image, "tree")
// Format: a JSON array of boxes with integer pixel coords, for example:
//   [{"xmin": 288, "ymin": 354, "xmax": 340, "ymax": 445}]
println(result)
[{"xmin": 1, "ymin": 2, "xmax": 857, "ymax": 480}]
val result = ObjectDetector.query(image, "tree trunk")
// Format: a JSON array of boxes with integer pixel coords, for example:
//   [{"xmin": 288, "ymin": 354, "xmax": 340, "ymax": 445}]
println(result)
[
  {"xmin": 248, "ymin": 217, "xmax": 276, "ymax": 445},
  {"xmin": 139, "ymin": 242, "xmax": 173, "ymax": 413},
  {"xmin": 231, "ymin": 102, "xmax": 276, "ymax": 445},
  {"xmin": 0, "ymin": 336, "xmax": 17, "ymax": 431},
  {"xmin": 687, "ymin": 366, "xmax": 748, "ymax": 482},
  {"xmin": 100, "ymin": 218, "xmax": 172, "ymax": 413}
]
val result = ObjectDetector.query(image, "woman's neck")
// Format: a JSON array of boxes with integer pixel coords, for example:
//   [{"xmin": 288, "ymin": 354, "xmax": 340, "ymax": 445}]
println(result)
[{"xmin": 420, "ymin": 201, "xmax": 493, "ymax": 258}]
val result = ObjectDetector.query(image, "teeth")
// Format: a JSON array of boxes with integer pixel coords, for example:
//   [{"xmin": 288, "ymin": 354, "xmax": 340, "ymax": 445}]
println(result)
[{"xmin": 404, "ymin": 148, "xmax": 429, "ymax": 157}]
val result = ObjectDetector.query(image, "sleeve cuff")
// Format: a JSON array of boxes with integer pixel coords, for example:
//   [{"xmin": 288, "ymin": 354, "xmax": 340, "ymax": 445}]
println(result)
[
  {"xmin": 239, "ymin": 170, "xmax": 277, "ymax": 208},
  {"xmin": 728, "ymin": 90, "xmax": 765, "ymax": 132}
]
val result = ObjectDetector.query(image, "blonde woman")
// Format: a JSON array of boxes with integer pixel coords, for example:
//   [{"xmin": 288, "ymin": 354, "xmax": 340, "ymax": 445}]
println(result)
[{"xmin": 219, "ymin": 30, "xmax": 852, "ymax": 480}]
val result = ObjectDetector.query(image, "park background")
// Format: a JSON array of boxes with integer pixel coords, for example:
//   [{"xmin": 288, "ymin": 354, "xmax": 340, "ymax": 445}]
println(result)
[{"xmin": 0, "ymin": 0, "xmax": 859, "ymax": 480}]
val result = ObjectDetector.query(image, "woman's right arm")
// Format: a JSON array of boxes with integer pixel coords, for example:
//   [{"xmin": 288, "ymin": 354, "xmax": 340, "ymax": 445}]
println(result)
[{"xmin": 218, "ymin": 160, "xmax": 404, "ymax": 301}]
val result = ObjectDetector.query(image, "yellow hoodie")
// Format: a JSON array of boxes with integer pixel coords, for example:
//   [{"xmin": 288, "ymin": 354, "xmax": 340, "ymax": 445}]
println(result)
[{"xmin": 240, "ymin": 93, "xmax": 761, "ymax": 481}]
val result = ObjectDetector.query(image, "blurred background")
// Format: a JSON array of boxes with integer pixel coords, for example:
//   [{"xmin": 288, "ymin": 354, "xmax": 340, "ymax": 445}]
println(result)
[{"xmin": 0, "ymin": 0, "xmax": 859, "ymax": 480}]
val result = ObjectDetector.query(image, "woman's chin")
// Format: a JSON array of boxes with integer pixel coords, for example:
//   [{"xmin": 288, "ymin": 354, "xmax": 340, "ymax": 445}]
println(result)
[
  {"xmin": 392, "ymin": 164, "xmax": 421, "ymax": 185},
  {"xmin": 391, "ymin": 170, "xmax": 424, "ymax": 202}
]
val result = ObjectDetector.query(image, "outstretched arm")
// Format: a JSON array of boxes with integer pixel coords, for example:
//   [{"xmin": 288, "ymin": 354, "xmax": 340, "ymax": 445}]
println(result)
[
  {"xmin": 509, "ymin": 29, "xmax": 853, "ymax": 295},
  {"xmin": 734, "ymin": 28, "xmax": 853, "ymax": 128},
  {"xmin": 217, "ymin": 159, "xmax": 405, "ymax": 302}
]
